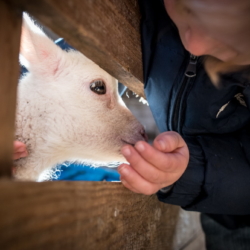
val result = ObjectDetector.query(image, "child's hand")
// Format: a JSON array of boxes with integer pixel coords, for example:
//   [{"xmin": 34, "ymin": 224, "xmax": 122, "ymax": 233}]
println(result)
[
  {"xmin": 118, "ymin": 131, "xmax": 189, "ymax": 195},
  {"xmin": 13, "ymin": 141, "xmax": 28, "ymax": 160}
]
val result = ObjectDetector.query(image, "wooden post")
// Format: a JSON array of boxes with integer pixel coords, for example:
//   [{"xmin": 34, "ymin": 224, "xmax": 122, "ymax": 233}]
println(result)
[
  {"xmin": 0, "ymin": 1, "xmax": 22, "ymax": 178},
  {"xmin": 0, "ymin": 181, "xmax": 180, "ymax": 250},
  {"xmin": 7, "ymin": 0, "xmax": 145, "ymax": 97}
]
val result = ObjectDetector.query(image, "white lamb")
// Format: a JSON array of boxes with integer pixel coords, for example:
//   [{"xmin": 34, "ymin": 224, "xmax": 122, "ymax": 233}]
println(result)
[{"xmin": 14, "ymin": 14, "xmax": 146, "ymax": 181}]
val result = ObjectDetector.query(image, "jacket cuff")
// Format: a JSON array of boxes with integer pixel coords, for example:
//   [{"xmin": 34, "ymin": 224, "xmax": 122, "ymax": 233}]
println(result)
[{"xmin": 158, "ymin": 185, "xmax": 174, "ymax": 194}]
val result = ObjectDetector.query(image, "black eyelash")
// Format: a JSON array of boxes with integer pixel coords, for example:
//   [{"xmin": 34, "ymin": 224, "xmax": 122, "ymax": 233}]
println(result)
[{"xmin": 90, "ymin": 80, "xmax": 106, "ymax": 95}]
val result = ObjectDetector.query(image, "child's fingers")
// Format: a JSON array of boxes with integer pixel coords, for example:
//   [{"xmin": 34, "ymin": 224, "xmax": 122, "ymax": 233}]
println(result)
[
  {"xmin": 120, "ymin": 179, "xmax": 140, "ymax": 193},
  {"xmin": 122, "ymin": 145, "xmax": 172, "ymax": 182},
  {"xmin": 118, "ymin": 163, "xmax": 161, "ymax": 195},
  {"xmin": 13, "ymin": 152, "xmax": 28, "ymax": 160},
  {"xmin": 153, "ymin": 131, "xmax": 186, "ymax": 152},
  {"xmin": 131, "ymin": 141, "xmax": 187, "ymax": 173},
  {"xmin": 119, "ymin": 167, "xmax": 140, "ymax": 193},
  {"xmin": 14, "ymin": 141, "xmax": 26, "ymax": 152},
  {"xmin": 13, "ymin": 141, "xmax": 28, "ymax": 160}
]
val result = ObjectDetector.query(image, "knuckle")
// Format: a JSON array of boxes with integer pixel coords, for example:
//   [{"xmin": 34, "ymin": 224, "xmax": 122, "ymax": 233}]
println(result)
[
  {"xmin": 132, "ymin": 156, "xmax": 143, "ymax": 169},
  {"xmin": 143, "ymin": 149, "xmax": 154, "ymax": 160},
  {"xmin": 166, "ymin": 158, "xmax": 175, "ymax": 171},
  {"xmin": 150, "ymin": 172, "xmax": 161, "ymax": 183},
  {"xmin": 143, "ymin": 189, "xmax": 154, "ymax": 195},
  {"xmin": 143, "ymin": 185, "xmax": 158, "ymax": 195},
  {"xmin": 160, "ymin": 157, "xmax": 175, "ymax": 173}
]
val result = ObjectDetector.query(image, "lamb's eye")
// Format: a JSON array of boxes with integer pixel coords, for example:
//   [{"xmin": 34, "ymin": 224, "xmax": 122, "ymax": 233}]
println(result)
[{"xmin": 90, "ymin": 80, "xmax": 106, "ymax": 95}]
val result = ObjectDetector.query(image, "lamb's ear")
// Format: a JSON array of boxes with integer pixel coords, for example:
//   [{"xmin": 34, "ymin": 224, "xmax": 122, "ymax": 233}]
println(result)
[{"xmin": 20, "ymin": 13, "xmax": 63, "ymax": 75}]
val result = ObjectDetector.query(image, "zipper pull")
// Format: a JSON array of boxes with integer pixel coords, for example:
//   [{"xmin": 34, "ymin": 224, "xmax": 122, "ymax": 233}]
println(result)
[{"xmin": 185, "ymin": 54, "xmax": 198, "ymax": 77}]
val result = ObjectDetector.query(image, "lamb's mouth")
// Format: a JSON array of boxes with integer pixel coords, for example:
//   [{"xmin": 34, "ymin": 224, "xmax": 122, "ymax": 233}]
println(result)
[{"xmin": 121, "ymin": 139, "xmax": 135, "ymax": 146}]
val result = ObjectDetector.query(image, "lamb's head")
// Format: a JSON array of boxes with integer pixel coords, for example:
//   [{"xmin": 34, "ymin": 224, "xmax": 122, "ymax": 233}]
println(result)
[{"xmin": 15, "ymin": 14, "xmax": 147, "ymax": 180}]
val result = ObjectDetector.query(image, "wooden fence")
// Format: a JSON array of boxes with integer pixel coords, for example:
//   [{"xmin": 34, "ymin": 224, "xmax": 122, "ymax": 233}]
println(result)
[{"xmin": 0, "ymin": 0, "xmax": 204, "ymax": 249}]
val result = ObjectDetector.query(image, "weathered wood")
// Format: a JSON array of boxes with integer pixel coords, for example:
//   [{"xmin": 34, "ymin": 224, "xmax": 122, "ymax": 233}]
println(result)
[
  {"xmin": 0, "ymin": 180, "xmax": 180, "ymax": 250},
  {"xmin": 0, "ymin": 2, "xmax": 22, "ymax": 177},
  {"xmin": 6, "ymin": 0, "xmax": 145, "ymax": 97}
]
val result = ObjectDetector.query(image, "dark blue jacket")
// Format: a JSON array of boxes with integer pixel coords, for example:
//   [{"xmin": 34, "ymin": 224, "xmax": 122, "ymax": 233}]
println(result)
[{"xmin": 139, "ymin": 0, "xmax": 250, "ymax": 216}]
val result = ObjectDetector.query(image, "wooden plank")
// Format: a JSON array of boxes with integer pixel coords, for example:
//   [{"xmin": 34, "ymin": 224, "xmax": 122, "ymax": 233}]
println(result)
[
  {"xmin": 0, "ymin": 2, "xmax": 22, "ymax": 177},
  {"xmin": 7, "ymin": 0, "xmax": 145, "ymax": 97},
  {"xmin": 0, "ymin": 181, "xmax": 180, "ymax": 250}
]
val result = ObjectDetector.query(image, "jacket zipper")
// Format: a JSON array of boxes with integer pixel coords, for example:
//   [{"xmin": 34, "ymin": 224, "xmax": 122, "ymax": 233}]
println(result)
[{"xmin": 171, "ymin": 54, "xmax": 198, "ymax": 132}]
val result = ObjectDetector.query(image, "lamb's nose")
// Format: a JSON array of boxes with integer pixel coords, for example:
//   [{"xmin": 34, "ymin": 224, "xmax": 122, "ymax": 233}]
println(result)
[{"xmin": 140, "ymin": 128, "xmax": 148, "ymax": 142}]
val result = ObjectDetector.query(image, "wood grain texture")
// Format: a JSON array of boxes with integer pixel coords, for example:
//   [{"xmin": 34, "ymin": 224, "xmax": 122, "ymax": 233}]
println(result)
[
  {"xmin": 0, "ymin": 2, "xmax": 22, "ymax": 177},
  {"xmin": 7, "ymin": 0, "xmax": 145, "ymax": 96},
  {"xmin": 0, "ymin": 180, "xmax": 180, "ymax": 250}
]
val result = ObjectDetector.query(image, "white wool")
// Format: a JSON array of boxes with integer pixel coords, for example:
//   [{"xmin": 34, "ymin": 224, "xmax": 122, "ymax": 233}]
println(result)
[{"xmin": 15, "ymin": 14, "xmax": 145, "ymax": 181}]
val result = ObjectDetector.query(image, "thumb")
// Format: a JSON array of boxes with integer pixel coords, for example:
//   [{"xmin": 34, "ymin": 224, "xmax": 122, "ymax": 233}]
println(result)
[{"xmin": 153, "ymin": 131, "xmax": 185, "ymax": 153}]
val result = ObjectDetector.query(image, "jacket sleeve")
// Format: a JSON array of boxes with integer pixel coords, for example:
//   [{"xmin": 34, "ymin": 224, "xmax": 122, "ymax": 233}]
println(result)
[{"xmin": 157, "ymin": 129, "xmax": 250, "ymax": 214}]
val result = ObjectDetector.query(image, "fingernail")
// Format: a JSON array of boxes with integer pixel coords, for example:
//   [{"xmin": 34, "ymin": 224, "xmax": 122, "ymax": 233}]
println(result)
[
  {"xmin": 122, "ymin": 147, "xmax": 131, "ymax": 157},
  {"xmin": 20, "ymin": 151, "xmax": 28, "ymax": 158},
  {"xmin": 117, "ymin": 164, "xmax": 124, "ymax": 172},
  {"xmin": 120, "ymin": 178, "xmax": 127, "ymax": 185},
  {"xmin": 135, "ymin": 142, "xmax": 145, "ymax": 152},
  {"xmin": 157, "ymin": 140, "xmax": 165, "ymax": 150},
  {"xmin": 118, "ymin": 165, "xmax": 128, "ymax": 175},
  {"xmin": 121, "ymin": 179, "xmax": 127, "ymax": 185},
  {"xmin": 16, "ymin": 146, "xmax": 26, "ymax": 153}
]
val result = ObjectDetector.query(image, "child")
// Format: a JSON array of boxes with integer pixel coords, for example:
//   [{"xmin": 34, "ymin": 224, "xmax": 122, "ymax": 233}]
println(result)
[{"xmin": 118, "ymin": 0, "xmax": 250, "ymax": 249}]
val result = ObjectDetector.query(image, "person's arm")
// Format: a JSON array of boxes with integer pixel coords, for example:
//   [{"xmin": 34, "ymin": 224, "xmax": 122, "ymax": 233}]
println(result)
[
  {"xmin": 119, "ymin": 127, "xmax": 250, "ymax": 215},
  {"xmin": 158, "ymin": 129, "xmax": 250, "ymax": 215}
]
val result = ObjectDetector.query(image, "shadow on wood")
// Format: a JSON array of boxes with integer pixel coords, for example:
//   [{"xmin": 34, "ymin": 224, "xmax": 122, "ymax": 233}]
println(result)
[{"xmin": 0, "ymin": 1, "xmax": 22, "ymax": 177}]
